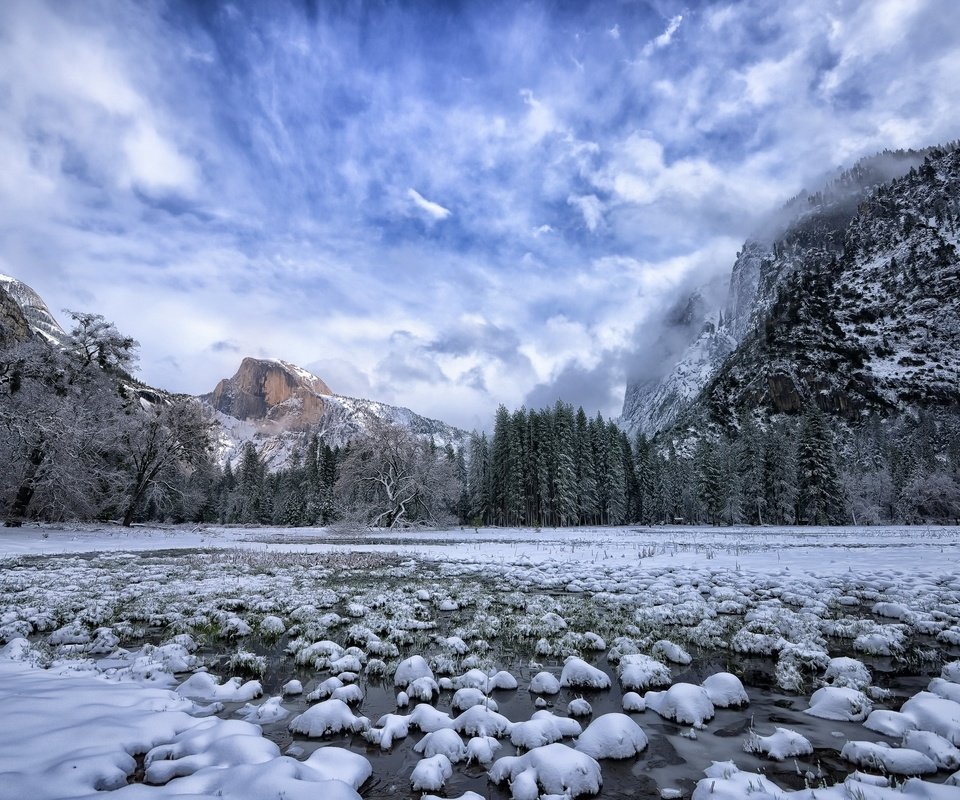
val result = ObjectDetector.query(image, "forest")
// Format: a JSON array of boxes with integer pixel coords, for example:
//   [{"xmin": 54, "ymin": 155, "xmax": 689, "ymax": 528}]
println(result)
[{"xmin": 2, "ymin": 311, "xmax": 959, "ymax": 529}]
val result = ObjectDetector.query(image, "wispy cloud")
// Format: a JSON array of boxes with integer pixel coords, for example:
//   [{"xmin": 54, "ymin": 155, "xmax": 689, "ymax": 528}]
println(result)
[
  {"xmin": 407, "ymin": 188, "xmax": 452, "ymax": 221},
  {"xmin": 642, "ymin": 14, "xmax": 683, "ymax": 57}
]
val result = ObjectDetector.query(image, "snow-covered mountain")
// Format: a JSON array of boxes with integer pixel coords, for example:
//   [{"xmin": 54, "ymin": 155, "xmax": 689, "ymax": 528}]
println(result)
[
  {"xmin": 622, "ymin": 144, "xmax": 960, "ymax": 436},
  {"xmin": 0, "ymin": 276, "xmax": 468, "ymax": 470},
  {"xmin": 200, "ymin": 357, "xmax": 467, "ymax": 469},
  {"xmin": 0, "ymin": 273, "xmax": 67, "ymax": 346}
]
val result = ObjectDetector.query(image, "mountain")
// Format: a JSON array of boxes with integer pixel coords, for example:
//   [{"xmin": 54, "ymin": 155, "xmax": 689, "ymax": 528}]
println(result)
[
  {"xmin": 0, "ymin": 276, "xmax": 467, "ymax": 470},
  {"xmin": 0, "ymin": 274, "xmax": 67, "ymax": 346},
  {"xmin": 200, "ymin": 357, "xmax": 467, "ymax": 469},
  {"xmin": 622, "ymin": 144, "xmax": 960, "ymax": 437}
]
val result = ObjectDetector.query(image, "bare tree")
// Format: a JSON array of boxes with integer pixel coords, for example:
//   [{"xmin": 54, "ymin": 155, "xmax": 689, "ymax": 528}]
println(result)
[
  {"xmin": 335, "ymin": 419, "xmax": 458, "ymax": 528},
  {"xmin": 117, "ymin": 399, "xmax": 213, "ymax": 526},
  {"xmin": 0, "ymin": 315, "xmax": 135, "ymax": 526}
]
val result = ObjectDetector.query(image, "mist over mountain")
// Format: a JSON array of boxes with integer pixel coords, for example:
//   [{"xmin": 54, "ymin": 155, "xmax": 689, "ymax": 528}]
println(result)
[{"xmin": 622, "ymin": 143, "xmax": 960, "ymax": 438}]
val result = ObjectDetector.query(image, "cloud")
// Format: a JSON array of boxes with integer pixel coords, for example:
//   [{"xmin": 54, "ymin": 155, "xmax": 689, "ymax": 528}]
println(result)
[
  {"xmin": 407, "ymin": 188, "xmax": 452, "ymax": 221},
  {"xmin": 567, "ymin": 194, "xmax": 604, "ymax": 232},
  {"xmin": 0, "ymin": 0, "xmax": 957, "ymax": 433},
  {"xmin": 642, "ymin": 14, "xmax": 683, "ymax": 57}
]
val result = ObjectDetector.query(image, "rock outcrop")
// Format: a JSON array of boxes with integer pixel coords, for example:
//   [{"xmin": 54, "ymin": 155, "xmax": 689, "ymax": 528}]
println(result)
[{"xmin": 206, "ymin": 357, "xmax": 333, "ymax": 426}]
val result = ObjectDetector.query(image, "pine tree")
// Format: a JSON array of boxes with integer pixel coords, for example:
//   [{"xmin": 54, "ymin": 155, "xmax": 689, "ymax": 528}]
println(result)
[
  {"xmin": 553, "ymin": 402, "xmax": 579, "ymax": 526},
  {"xmin": 572, "ymin": 408, "xmax": 597, "ymax": 524},
  {"xmin": 797, "ymin": 405, "xmax": 846, "ymax": 524},
  {"xmin": 696, "ymin": 439, "xmax": 725, "ymax": 525}
]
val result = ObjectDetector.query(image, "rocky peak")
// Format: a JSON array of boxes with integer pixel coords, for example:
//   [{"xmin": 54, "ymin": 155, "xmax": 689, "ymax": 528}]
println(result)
[
  {"xmin": 0, "ymin": 283, "xmax": 32, "ymax": 348},
  {"xmin": 206, "ymin": 357, "xmax": 333, "ymax": 423},
  {"xmin": 0, "ymin": 274, "xmax": 66, "ymax": 345}
]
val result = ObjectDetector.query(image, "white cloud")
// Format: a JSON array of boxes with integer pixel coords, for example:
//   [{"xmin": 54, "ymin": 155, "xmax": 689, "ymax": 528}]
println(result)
[
  {"xmin": 567, "ymin": 194, "xmax": 604, "ymax": 231},
  {"xmin": 407, "ymin": 188, "xmax": 452, "ymax": 221},
  {"xmin": 642, "ymin": 14, "xmax": 683, "ymax": 57}
]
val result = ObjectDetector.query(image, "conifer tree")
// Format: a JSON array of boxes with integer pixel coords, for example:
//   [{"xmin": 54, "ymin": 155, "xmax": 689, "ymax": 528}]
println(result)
[{"xmin": 797, "ymin": 405, "xmax": 846, "ymax": 524}]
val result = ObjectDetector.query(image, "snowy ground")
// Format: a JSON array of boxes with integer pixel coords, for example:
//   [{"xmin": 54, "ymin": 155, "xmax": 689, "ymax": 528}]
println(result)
[{"xmin": 1, "ymin": 524, "xmax": 960, "ymax": 799}]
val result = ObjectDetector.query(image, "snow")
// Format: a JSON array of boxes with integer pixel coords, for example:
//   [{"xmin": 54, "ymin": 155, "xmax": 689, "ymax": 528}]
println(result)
[
  {"xmin": 575, "ymin": 713, "xmax": 649, "ymax": 759},
  {"xmin": 701, "ymin": 672, "xmax": 749, "ymax": 708},
  {"xmin": 840, "ymin": 740, "xmax": 938, "ymax": 775},
  {"xmin": 743, "ymin": 727, "xmax": 813, "ymax": 760},
  {"xmin": 287, "ymin": 699, "xmax": 369, "ymax": 737},
  {"xmin": 529, "ymin": 670, "xmax": 561, "ymax": 694},
  {"xmin": 804, "ymin": 686, "xmax": 873, "ymax": 722},
  {"xmin": 176, "ymin": 672, "xmax": 263, "ymax": 702},
  {"xmin": 510, "ymin": 711, "xmax": 582, "ymax": 749},
  {"xmin": 410, "ymin": 753, "xmax": 453, "ymax": 791},
  {"xmin": 489, "ymin": 743, "xmax": 603, "ymax": 799},
  {"xmin": 644, "ymin": 683, "xmax": 715, "ymax": 727},
  {"xmin": 560, "ymin": 656, "xmax": 611, "ymax": 689},
  {"xmin": 618, "ymin": 654, "xmax": 672, "ymax": 691},
  {"xmin": 3, "ymin": 522, "xmax": 960, "ymax": 798},
  {"xmin": 414, "ymin": 728, "xmax": 468, "ymax": 762}
]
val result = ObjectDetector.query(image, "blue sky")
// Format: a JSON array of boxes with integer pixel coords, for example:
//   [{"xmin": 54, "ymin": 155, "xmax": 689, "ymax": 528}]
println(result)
[{"xmin": 1, "ymin": 0, "xmax": 958, "ymax": 430}]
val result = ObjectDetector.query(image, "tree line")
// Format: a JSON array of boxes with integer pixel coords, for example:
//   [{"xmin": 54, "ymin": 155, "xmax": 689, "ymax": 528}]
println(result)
[{"xmin": 3, "ymin": 310, "xmax": 959, "ymax": 528}]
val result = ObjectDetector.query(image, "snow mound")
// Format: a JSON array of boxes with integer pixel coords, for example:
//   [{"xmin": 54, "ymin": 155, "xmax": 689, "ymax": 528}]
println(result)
[
  {"xmin": 652, "ymin": 640, "xmax": 692, "ymax": 665},
  {"xmin": 840, "ymin": 740, "xmax": 937, "ymax": 775},
  {"xmin": 903, "ymin": 730, "xmax": 960, "ymax": 771},
  {"xmin": 237, "ymin": 695, "xmax": 289, "ymax": 723},
  {"xmin": 365, "ymin": 713, "xmax": 410, "ymax": 749},
  {"xmin": 804, "ymin": 686, "xmax": 872, "ymax": 722},
  {"xmin": 453, "ymin": 686, "xmax": 497, "ymax": 712},
  {"xmin": 568, "ymin": 698, "xmax": 593, "ymax": 717},
  {"xmin": 644, "ymin": 683, "xmax": 715, "ymax": 727},
  {"xmin": 864, "ymin": 709, "xmax": 919, "ymax": 737},
  {"xmin": 929, "ymin": 677, "xmax": 960, "ymax": 704},
  {"xmin": 409, "ymin": 703, "xmax": 454, "ymax": 732},
  {"xmin": 510, "ymin": 711, "xmax": 582, "ymax": 749},
  {"xmin": 900, "ymin": 692, "xmax": 960, "ymax": 744},
  {"xmin": 411, "ymin": 753, "xmax": 453, "ymax": 791},
  {"xmin": 743, "ymin": 727, "xmax": 813, "ymax": 760},
  {"xmin": 176, "ymin": 672, "xmax": 263, "ymax": 702},
  {"xmin": 453, "ymin": 704, "xmax": 514, "ymax": 737},
  {"xmin": 822, "ymin": 656, "xmax": 871, "ymax": 689},
  {"xmin": 701, "ymin": 672, "xmax": 748, "ymax": 708},
  {"xmin": 288, "ymin": 699, "xmax": 369, "ymax": 737},
  {"xmin": 622, "ymin": 692, "xmax": 646, "ymax": 712},
  {"xmin": 529, "ymin": 671, "xmax": 561, "ymax": 694},
  {"xmin": 575, "ymin": 713, "xmax": 648, "ymax": 759},
  {"xmin": 414, "ymin": 728, "xmax": 467, "ymax": 763},
  {"xmin": 560, "ymin": 656, "xmax": 611, "ymax": 689},
  {"xmin": 489, "ymin": 743, "xmax": 602, "ymax": 799},
  {"xmin": 395, "ymin": 654, "xmax": 433, "ymax": 687},
  {"xmin": 618, "ymin": 654, "xmax": 671, "ymax": 691},
  {"xmin": 466, "ymin": 735, "xmax": 501, "ymax": 765}
]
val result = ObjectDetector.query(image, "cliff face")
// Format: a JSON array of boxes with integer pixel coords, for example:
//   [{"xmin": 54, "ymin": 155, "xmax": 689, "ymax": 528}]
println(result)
[
  {"xmin": 623, "ymin": 144, "xmax": 960, "ymax": 436},
  {"xmin": 200, "ymin": 357, "xmax": 466, "ymax": 469},
  {"xmin": 207, "ymin": 357, "xmax": 333, "ymax": 425},
  {"xmin": 0, "ymin": 274, "xmax": 66, "ymax": 346},
  {"xmin": 0, "ymin": 284, "xmax": 32, "ymax": 348}
]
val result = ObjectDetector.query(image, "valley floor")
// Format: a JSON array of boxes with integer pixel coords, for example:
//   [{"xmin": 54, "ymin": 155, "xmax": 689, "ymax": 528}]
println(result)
[{"xmin": 1, "ymin": 525, "xmax": 960, "ymax": 799}]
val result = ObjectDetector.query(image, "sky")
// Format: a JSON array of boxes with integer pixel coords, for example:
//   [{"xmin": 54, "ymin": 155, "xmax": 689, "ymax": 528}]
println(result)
[{"xmin": 1, "ymin": 0, "xmax": 958, "ymax": 431}]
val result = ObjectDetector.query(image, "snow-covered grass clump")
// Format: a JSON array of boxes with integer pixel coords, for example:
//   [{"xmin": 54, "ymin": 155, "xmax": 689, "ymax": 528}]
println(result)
[
  {"xmin": 489, "ymin": 743, "xmax": 602, "ymax": 799},
  {"xmin": 574, "ymin": 713, "xmax": 648, "ymax": 759},
  {"xmin": 288, "ymin": 699, "xmax": 369, "ymax": 737},
  {"xmin": 411, "ymin": 753, "xmax": 453, "ymax": 791},
  {"xmin": 645, "ymin": 683, "xmax": 715, "ymax": 727},
  {"xmin": 617, "ymin": 654, "xmax": 671, "ymax": 691},
  {"xmin": 560, "ymin": 656, "xmax": 611, "ymax": 689},
  {"xmin": 743, "ymin": 727, "xmax": 813, "ymax": 760},
  {"xmin": 803, "ymin": 686, "xmax": 872, "ymax": 722}
]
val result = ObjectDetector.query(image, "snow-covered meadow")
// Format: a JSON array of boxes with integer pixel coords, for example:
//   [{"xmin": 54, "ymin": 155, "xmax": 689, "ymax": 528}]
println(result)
[{"xmin": 1, "ymin": 524, "xmax": 960, "ymax": 799}]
